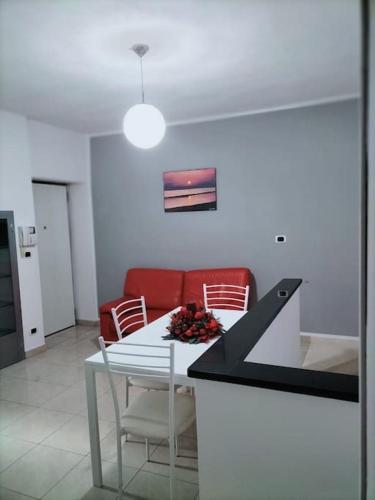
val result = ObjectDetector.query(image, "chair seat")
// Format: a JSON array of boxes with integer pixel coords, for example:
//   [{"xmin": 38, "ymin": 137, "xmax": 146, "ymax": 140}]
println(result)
[
  {"xmin": 121, "ymin": 391, "xmax": 195, "ymax": 440},
  {"xmin": 129, "ymin": 376, "xmax": 169, "ymax": 391}
]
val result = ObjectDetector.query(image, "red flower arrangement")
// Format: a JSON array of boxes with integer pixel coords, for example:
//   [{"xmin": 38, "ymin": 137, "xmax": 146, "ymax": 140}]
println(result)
[{"xmin": 163, "ymin": 302, "xmax": 225, "ymax": 344}]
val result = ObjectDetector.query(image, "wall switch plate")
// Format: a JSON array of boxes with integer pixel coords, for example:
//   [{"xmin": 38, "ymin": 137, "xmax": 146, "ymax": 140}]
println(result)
[
  {"xmin": 275, "ymin": 235, "xmax": 286, "ymax": 243},
  {"xmin": 20, "ymin": 248, "xmax": 32, "ymax": 258},
  {"xmin": 31, "ymin": 328, "xmax": 37, "ymax": 334}
]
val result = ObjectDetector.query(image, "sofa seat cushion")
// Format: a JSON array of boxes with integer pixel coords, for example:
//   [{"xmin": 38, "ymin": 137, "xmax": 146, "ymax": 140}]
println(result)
[
  {"xmin": 124, "ymin": 268, "xmax": 184, "ymax": 310},
  {"xmin": 182, "ymin": 267, "xmax": 251, "ymax": 307},
  {"xmin": 122, "ymin": 391, "xmax": 196, "ymax": 439}
]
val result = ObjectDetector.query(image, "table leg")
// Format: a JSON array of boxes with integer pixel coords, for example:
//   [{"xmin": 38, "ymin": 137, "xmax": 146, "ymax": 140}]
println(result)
[{"xmin": 85, "ymin": 364, "xmax": 103, "ymax": 487}]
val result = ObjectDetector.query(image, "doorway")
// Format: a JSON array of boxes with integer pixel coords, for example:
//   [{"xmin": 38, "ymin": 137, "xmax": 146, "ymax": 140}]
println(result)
[{"xmin": 33, "ymin": 183, "xmax": 75, "ymax": 336}]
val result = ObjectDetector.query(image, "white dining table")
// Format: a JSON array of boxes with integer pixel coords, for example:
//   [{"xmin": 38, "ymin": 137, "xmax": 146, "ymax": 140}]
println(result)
[{"xmin": 84, "ymin": 307, "xmax": 246, "ymax": 487}]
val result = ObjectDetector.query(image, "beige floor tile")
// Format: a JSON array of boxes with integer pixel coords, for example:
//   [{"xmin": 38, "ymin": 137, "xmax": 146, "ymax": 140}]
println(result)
[
  {"xmin": 0, "ymin": 377, "xmax": 66, "ymax": 406},
  {"xmin": 124, "ymin": 470, "xmax": 198, "ymax": 500},
  {"xmin": 0, "ymin": 358, "xmax": 30, "ymax": 379},
  {"xmin": 0, "ymin": 358, "xmax": 84, "ymax": 387},
  {"xmin": 1, "ymin": 408, "xmax": 73, "ymax": 444},
  {"xmin": 36, "ymin": 349, "xmax": 83, "ymax": 368},
  {"xmin": 78, "ymin": 487, "xmax": 118, "ymax": 500},
  {"xmin": 302, "ymin": 336, "xmax": 359, "ymax": 374},
  {"xmin": 93, "ymin": 372, "xmax": 138, "ymax": 401},
  {"xmin": 57, "ymin": 339, "xmax": 99, "ymax": 358},
  {"xmin": 143, "ymin": 442, "xmax": 198, "ymax": 484},
  {"xmin": 0, "ymin": 444, "xmax": 82, "ymax": 498},
  {"xmin": 45, "ymin": 326, "xmax": 97, "ymax": 348},
  {"xmin": 91, "ymin": 390, "xmax": 126, "ymax": 422},
  {"xmin": 43, "ymin": 376, "xmax": 109, "ymax": 415},
  {"xmin": 42, "ymin": 415, "xmax": 114, "ymax": 455},
  {"xmin": 42, "ymin": 456, "xmax": 138, "ymax": 500},
  {"xmin": 45, "ymin": 332, "xmax": 73, "ymax": 348},
  {"xmin": 42, "ymin": 385, "xmax": 88, "ymax": 414},
  {"xmin": 180, "ymin": 422, "xmax": 197, "ymax": 440},
  {"xmin": 0, "ymin": 487, "xmax": 36, "ymax": 500},
  {"xmin": 0, "ymin": 435, "xmax": 35, "ymax": 472},
  {"xmin": 100, "ymin": 431, "xmax": 157, "ymax": 469},
  {"xmin": 0, "ymin": 401, "xmax": 36, "ymax": 432}
]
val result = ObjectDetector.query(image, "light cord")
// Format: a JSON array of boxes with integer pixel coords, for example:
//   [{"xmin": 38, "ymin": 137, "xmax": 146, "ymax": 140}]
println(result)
[{"xmin": 140, "ymin": 56, "xmax": 145, "ymax": 103}]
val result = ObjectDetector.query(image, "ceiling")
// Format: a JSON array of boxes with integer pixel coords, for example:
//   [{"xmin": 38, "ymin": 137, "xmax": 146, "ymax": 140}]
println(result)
[{"xmin": 0, "ymin": 0, "xmax": 360, "ymax": 135}]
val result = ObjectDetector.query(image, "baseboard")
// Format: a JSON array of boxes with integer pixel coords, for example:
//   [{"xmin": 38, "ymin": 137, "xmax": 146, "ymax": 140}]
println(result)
[
  {"xmin": 76, "ymin": 319, "xmax": 99, "ymax": 327},
  {"xmin": 25, "ymin": 344, "xmax": 48, "ymax": 358},
  {"xmin": 300, "ymin": 331, "xmax": 359, "ymax": 341}
]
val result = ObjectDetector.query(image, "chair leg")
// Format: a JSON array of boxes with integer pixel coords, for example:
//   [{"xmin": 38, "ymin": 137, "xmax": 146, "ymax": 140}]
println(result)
[
  {"xmin": 175, "ymin": 436, "xmax": 179, "ymax": 457},
  {"xmin": 125, "ymin": 377, "xmax": 129, "ymax": 408},
  {"xmin": 124, "ymin": 378, "xmax": 129, "ymax": 443},
  {"xmin": 169, "ymin": 437, "xmax": 176, "ymax": 500},
  {"xmin": 117, "ymin": 430, "xmax": 123, "ymax": 499},
  {"xmin": 145, "ymin": 438, "xmax": 150, "ymax": 462}
]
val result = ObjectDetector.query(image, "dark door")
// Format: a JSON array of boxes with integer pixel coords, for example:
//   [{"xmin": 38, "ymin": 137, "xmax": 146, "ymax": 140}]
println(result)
[{"xmin": 0, "ymin": 211, "xmax": 24, "ymax": 368}]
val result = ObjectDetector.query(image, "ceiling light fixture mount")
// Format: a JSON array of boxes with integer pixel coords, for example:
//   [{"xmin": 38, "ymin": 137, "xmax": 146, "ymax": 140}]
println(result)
[
  {"xmin": 131, "ymin": 43, "xmax": 149, "ymax": 58},
  {"xmin": 123, "ymin": 43, "xmax": 166, "ymax": 149}
]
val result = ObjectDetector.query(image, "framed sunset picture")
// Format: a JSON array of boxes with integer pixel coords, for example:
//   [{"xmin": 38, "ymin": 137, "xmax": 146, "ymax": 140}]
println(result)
[{"xmin": 163, "ymin": 168, "xmax": 217, "ymax": 212}]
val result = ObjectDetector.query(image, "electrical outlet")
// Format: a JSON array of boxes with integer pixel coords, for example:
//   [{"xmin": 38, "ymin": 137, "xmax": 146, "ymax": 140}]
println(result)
[
  {"xmin": 31, "ymin": 327, "xmax": 37, "ymax": 334},
  {"xmin": 275, "ymin": 235, "xmax": 286, "ymax": 243}
]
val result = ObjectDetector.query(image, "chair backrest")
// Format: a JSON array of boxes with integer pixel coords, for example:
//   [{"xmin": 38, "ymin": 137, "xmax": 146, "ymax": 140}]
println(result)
[
  {"xmin": 111, "ymin": 296, "xmax": 147, "ymax": 341},
  {"xmin": 182, "ymin": 267, "xmax": 250, "ymax": 305},
  {"xmin": 203, "ymin": 283, "xmax": 250, "ymax": 311},
  {"xmin": 98, "ymin": 336, "xmax": 175, "ymax": 439}
]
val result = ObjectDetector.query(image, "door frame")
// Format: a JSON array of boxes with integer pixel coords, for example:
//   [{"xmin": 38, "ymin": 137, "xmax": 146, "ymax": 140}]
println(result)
[{"xmin": 0, "ymin": 211, "xmax": 25, "ymax": 364}]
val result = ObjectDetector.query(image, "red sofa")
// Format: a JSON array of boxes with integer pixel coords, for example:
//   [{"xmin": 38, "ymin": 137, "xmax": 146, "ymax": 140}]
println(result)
[{"xmin": 99, "ymin": 267, "xmax": 251, "ymax": 343}]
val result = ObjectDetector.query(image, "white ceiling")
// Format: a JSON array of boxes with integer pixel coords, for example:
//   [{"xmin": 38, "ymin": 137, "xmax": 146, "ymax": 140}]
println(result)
[{"xmin": 0, "ymin": 0, "xmax": 360, "ymax": 135}]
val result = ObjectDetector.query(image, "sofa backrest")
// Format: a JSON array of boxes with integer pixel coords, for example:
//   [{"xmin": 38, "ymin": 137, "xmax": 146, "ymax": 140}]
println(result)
[
  {"xmin": 182, "ymin": 267, "xmax": 251, "ymax": 308},
  {"xmin": 124, "ymin": 268, "xmax": 184, "ymax": 310}
]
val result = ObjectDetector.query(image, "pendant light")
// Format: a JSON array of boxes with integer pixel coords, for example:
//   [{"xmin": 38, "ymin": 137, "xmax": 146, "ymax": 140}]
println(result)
[{"xmin": 123, "ymin": 44, "xmax": 166, "ymax": 149}]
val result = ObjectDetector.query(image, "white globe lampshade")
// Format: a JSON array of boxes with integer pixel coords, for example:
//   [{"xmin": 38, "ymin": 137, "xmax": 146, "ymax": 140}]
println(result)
[{"xmin": 123, "ymin": 103, "xmax": 166, "ymax": 149}]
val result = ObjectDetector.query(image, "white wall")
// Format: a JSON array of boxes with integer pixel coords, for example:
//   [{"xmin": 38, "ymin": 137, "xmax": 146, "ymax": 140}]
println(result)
[
  {"xmin": 29, "ymin": 119, "xmax": 98, "ymax": 322},
  {"xmin": 0, "ymin": 110, "xmax": 98, "ymax": 353},
  {"xmin": 245, "ymin": 290, "xmax": 301, "ymax": 367},
  {"xmin": 0, "ymin": 111, "xmax": 45, "ymax": 351},
  {"xmin": 195, "ymin": 379, "xmax": 360, "ymax": 500}
]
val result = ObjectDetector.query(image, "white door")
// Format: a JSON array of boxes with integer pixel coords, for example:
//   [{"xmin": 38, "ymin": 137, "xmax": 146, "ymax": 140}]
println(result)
[{"xmin": 33, "ymin": 183, "xmax": 75, "ymax": 336}]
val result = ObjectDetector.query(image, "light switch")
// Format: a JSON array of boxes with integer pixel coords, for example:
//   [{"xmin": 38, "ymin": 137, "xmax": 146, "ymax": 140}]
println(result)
[{"xmin": 275, "ymin": 235, "xmax": 286, "ymax": 243}]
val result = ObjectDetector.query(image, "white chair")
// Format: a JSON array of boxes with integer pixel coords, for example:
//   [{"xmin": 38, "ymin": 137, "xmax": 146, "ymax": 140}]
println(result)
[
  {"xmin": 203, "ymin": 283, "xmax": 250, "ymax": 311},
  {"xmin": 111, "ymin": 296, "xmax": 148, "ymax": 342},
  {"xmin": 111, "ymin": 297, "xmax": 169, "ymax": 402},
  {"xmin": 98, "ymin": 336, "xmax": 195, "ymax": 500}
]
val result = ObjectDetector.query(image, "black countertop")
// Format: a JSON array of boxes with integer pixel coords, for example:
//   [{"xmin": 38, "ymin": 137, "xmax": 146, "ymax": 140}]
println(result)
[{"xmin": 187, "ymin": 279, "xmax": 359, "ymax": 402}]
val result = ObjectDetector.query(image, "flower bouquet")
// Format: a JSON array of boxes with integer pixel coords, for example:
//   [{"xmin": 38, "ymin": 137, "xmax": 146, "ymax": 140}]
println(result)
[{"xmin": 162, "ymin": 302, "xmax": 225, "ymax": 344}]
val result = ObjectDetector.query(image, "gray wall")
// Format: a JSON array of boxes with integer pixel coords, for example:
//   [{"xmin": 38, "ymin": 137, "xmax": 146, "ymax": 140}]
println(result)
[{"xmin": 91, "ymin": 100, "xmax": 360, "ymax": 335}]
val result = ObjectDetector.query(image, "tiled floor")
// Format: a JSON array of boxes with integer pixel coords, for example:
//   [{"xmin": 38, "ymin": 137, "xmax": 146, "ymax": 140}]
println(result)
[
  {"xmin": 0, "ymin": 326, "xmax": 199, "ymax": 500},
  {"xmin": 0, "ymin": 326, "xmax": 358, "ymax": 500},
  {"xmin": 301, "ymin": 335, "xmax": 358, "ymax": 375}
]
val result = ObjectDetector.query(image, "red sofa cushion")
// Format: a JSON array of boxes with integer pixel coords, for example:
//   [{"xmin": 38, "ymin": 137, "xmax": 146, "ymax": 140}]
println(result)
[
  {"xmin": 99, "ymin": 295, "xmax": 134, "ymax": 315},
  {"xmin": 147, "ymin": 308, "xmax": 168, "ymax": 324},
  {"xmin": 182, "ymin": 267, "xmax": 251, "ymax": 308},
  {"xmin": 124, "ymin": 268, "xmax": 184, "ymax": 310}
]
